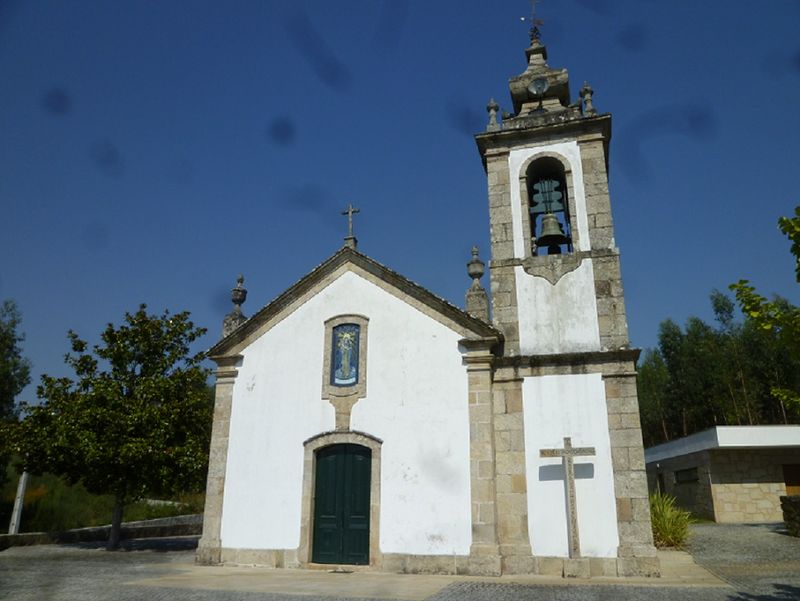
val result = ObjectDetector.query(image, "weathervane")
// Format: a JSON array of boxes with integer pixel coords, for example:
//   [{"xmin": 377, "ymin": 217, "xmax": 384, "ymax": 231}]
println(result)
[{"xmin": 521, "ymin": 0, "xmax": 544, "ymax": 42}]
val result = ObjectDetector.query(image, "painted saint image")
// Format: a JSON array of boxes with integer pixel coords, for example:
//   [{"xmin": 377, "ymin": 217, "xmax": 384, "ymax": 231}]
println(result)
[{"xmin": 332, "ymin": 324, "xmax": 359, "ymax": 386}]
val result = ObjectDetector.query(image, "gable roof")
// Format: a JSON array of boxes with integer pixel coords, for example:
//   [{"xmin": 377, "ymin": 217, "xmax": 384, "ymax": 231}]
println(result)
[{"xmin": 209, "ymin": 246, "xmax": 502, "ymax": 358}]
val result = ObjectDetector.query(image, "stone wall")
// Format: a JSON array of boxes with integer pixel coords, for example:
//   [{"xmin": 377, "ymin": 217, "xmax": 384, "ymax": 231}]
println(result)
[
  {"xmin": 646, "ymin": 448, "xmax": 800, "ymax": 523},
  {"xmin": 645, "ymin": 450, "xmax": 715, "ymax": 521},
  {"xmin": 709, "ymin": 449, "xmax": 800, "ymax": 523}
]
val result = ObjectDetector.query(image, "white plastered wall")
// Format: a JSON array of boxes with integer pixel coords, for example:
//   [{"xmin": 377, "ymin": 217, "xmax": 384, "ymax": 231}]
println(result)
[
  {"xmin": 514, "ymin": 262, "xmax": 600, "ymax": 354},
  {"xmin": 508, "ymin": 142, "xmax": 601, "ymax": 354},
  {"xmin": 523, "ymin": 373, "xmax": 619, "ymax": 557},
  {"xmin": 220, "ymin": 269, "xmax": 473, "ymax": 555}
]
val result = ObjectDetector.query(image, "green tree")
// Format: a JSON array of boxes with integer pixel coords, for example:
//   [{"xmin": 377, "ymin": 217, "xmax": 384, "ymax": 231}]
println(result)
[
  {"xmin": 13, "ymin": 305, "xmax": 212, "ymax": 549},
  {"xmin": 0, "ymin": 299, "xmax": 31, "ymax": 489},
  {"xmin": 637, "ymin": 349, "xmax": 671, "ymax": 447},
  {"xmin": 637, "ymin": 288, "xmax": 800, "ymax": 446},
  {"xmin": 731, "ymin": 206, "xmax": 800, "ymax": 410},
  {"xmin": 0, "ymin": 299, "xmax": 31, "ymax": 420}
]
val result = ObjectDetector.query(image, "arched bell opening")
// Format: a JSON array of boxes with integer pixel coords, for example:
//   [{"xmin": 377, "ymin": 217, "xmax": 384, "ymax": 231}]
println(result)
[{"xmin": 525, "ymin": 157, "xmax": 573, "ymax": 256}]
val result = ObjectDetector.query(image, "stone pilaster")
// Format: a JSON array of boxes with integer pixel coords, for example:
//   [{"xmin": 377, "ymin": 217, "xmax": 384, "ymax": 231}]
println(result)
[
  {"xmin": 485, "ymin": 151, "xmax": 522, "ymax": 356},
  {"xmin": 491, "ymin": 375, "xmax": 535, "ymax": 573},
  {"xmin": 592, "ymin": 254, "xmax": 631, "ymax": 350},
  {"xmin": 486, "ymin": 152, "xmax": 514, "ymax": 261},
  {"xmin": 577, "ymin": 135, "xmax": 614, "ymax": 251},
  {"xmin": 196, "ymin": 355, "xmax": 241, "ymax": 565},
  {"xmin": 603, "ymin": 369, "xmax": 660, "ymax": 577},
  {"xmin": 461, "ymin": 337, "xmax": 502, "ymax": 576},
  {"xmin": 578, "ymin": 135, "xmax": 631, "ymax": 351}
]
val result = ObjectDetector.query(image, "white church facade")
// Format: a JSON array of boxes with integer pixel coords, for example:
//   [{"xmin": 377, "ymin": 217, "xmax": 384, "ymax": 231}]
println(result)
[{"xmin": 196, "ymin": 31, "xmax": 659, "ymax": 578}]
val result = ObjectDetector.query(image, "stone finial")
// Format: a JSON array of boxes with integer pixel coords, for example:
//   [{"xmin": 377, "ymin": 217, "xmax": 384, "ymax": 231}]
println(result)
[
  {"xmin": 465, "ymin": 246, "xmax": 489, "ymax": 322},
  {"xmin": 231, "ymin": 274, "xmax": 247, "ymax": 312},
  {"xmin": 222, "ymin": 274, "xmax": 248, "ymax": 338},
  {"xmin": 467, "ymin": 246, "xmax": 485, "ymax": 285},
  {"xmin": 580, "ymin": 81, "xmax": 597, "ymax": 116},
  {"xmin": 486, "ymin": 98, "xmax": 501, "ymax": 132}
]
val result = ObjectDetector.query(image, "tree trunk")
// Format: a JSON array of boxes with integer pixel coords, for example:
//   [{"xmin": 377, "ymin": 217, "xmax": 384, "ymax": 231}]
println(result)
[
  {"xmin": 107, "ymin": 496, "xmax": 124, "ymax": 551},
  {"xmin": 739, "ymin": 370, "xmax": 754, "ymax": 425},
  {"xmin": 727, "ymin": 383, "xmax": 741, "ymax": 424}
]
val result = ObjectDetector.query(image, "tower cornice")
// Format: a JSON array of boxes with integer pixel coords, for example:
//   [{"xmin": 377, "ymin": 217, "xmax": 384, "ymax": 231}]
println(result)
[{"xmin": 474, "ymin": 114, "xmax": 612, "ymax": 171}]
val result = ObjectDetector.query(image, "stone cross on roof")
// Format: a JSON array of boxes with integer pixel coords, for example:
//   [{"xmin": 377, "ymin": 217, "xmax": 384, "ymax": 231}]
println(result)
[
  {"xmin": 341, "ymin": 203, "xmax": 360, "ymax": 249},
  {"xmin": 540, "ymin": 436, "xmax": 596, "ymax": 558}
]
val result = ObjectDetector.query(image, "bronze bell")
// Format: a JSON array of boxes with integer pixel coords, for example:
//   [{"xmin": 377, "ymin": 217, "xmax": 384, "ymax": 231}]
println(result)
[{"xmin": 537, "ymin": 213, "xmax": 570, "ymax": 254}]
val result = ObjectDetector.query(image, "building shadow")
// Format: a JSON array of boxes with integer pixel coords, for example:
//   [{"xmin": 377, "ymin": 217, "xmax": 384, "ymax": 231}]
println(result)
[
  {"xmin": 538, "ymin": 462, "xmax": 595, "ymax": 481},
  {"xmin": 727, "ymin": 584, "xmax": 800, "ymax": 601}
]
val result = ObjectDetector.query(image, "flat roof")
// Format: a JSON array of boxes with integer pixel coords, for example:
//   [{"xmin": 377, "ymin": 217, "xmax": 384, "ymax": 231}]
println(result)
[{"xmin": 644, "ymin": 425, "xmax": 800, "ymax": 464}]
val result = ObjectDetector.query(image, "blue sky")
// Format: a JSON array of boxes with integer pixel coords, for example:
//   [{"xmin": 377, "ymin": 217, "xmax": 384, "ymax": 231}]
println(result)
[{"xmin": 3, "ymin": 0, "xmax": 800, "ymax": 402}]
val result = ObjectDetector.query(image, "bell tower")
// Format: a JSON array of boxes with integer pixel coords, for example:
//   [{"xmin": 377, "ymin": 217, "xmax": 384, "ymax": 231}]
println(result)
[
  {"xmin": 474, "ymin": 29, "xmax": 659, "ymax": 577},
  {"xmin": 476, "ymin": 32, "xmax": 627, "ymax": 356}
]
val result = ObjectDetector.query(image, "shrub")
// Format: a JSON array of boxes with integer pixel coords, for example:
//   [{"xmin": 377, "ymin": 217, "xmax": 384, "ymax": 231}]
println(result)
[
  {"xmin": 780, "ymin": 495, "xmax": 800, "ymax": 537},
  {"xmin": 650, "ymin": 492, "xmax": 692, "ymax": 548}
]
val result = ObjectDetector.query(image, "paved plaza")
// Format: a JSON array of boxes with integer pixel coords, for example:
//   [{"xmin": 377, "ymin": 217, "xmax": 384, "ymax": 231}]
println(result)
[{"xmin": 1, "ymin": 524, "xmax": 799, "ymax": 600}]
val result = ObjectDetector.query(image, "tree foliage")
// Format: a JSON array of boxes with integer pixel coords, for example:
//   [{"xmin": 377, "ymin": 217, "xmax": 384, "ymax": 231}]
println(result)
[
  {"xmin": 639, "ymin": 207, "xmax": 800, "ymax": 447},
  {"xmin": 0, "ymin": 299, "xmax": 31, "ymax": 489},
  {"xmin": 637, "ymin": 291, "xmax": 800, "ymax": 447},
  {"xmin": 730, "ymin": 206, "xmax": 800, "ymax": 411},
  {"xmin": 0, "ymin": 299, "xmax": 31, "ymax": 420},
  {"xmin": 12, "ymin": 305, "xmax": 212, "ymax": 548}
]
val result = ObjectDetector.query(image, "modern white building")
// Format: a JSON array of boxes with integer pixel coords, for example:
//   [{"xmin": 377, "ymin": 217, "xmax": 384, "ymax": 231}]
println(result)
[{"xmin": 646, "ymin": 425, "xmax": 800, "ymax": 523}]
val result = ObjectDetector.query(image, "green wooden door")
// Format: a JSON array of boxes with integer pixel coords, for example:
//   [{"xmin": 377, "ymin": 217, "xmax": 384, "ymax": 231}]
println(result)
[{"xmin": 312, "ymin": 444, "xmax": 371, "ymax": 564}]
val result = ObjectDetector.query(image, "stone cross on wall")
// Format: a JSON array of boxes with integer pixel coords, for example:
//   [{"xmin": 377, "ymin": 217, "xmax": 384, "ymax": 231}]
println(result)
[{"xmin": 540, "ymin": 436, "xmax": 596, "ymax": 558}]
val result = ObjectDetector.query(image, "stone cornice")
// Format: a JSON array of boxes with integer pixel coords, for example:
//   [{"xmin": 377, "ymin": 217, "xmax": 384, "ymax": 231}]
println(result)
[
  {"xmin": 475, "ymin": 114, "xmax": 611, "ymax": 169},
  {"xmin": 459, "ymin": 336, "xmax": 500, "ymax": 352},
  {"xmin": 495, "ymin": 347, "xmax": 641, "ymax": 370},
  {"xmin": 459, "ymin": 336, "xmax": 500, "ymax": 370},
  {"xmin": 211, "ymin": 354, "xmax": 243, "ymax": 379},
  {"xmin": 489, "ymin": 248, "xmax": 620, "ymax": 284}
]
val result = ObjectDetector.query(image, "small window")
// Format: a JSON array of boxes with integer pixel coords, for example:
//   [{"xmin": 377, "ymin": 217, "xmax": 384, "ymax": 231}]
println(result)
[{"xmin": 674, "ymin": 467, "xmax": 699, "ymax": 484}]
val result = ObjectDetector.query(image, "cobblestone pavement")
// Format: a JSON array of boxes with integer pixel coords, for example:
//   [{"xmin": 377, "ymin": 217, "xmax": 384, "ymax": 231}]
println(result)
[
  {"xmin": 0, "ymin": 540, "xmax": 383, "ymax": 601},
  {"xmin": 687, "ymin": 522, "xmax": 800, "ymax": 599},
  {"xmin": 1, "ymin": 527, "xmax": 799, "ymax": 601}
]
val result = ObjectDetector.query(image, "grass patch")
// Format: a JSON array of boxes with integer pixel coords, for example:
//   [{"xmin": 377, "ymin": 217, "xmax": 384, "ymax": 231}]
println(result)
[
  {"xmin": 650, "ymin": 492, "xmax": 692, "ymax": 548},
  {"xmin": 1, "ymin": 464, "xmax": 203, "ymax": 533}
]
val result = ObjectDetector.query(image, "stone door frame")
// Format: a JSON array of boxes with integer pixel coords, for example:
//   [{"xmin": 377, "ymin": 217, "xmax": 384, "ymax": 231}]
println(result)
[{"xmin": 298, "ymin": 430, "xmax": 383, "ymax": 568}]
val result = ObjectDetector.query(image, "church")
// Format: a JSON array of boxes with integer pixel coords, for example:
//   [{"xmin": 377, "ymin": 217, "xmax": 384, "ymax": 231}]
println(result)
[{"xmin": 196, "ymin": 28, "xmax": 659, "ymax": 578}]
